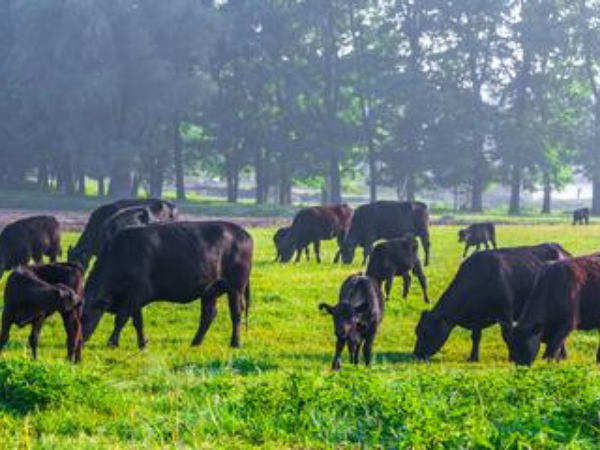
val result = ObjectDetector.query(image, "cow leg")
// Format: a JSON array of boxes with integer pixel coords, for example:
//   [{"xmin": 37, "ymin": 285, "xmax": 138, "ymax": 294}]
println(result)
[
  {"xmin": 313, "ymin": 241, "xmax": 321, "ymax": 264},
  {"xmin": 413, "ymin": 261, "xmax": 429, "ymax": 303},
  {"xmin": 384, "ymin": 277, "xmax": 394, "ymax": 300},
  {"xmin": 49, "ymin": 243, "xmax": 60, "ymax": 263},
  {"xmin": 543, "ymin": 327, "xmax": 571, "ymax": 362},
  {"xmin": 362, "ymin": 244, "xmax": 372, "ymax": 265},
  {"xmin": 419, "ymin": 234, "xmax": 431, "ymax": 266},
  {"xmin": 305, "ymin": 246, "xmax": 310, "ymax": 261},
  {"xmin": 333, "ymin": 249, "xmax": 341, "ymax": 264},
  {"xmin": 28, "ymin": 318, "xmax": 44, "ymax": 360},
  {"xmin": 559, "ymin": 343, "xmax": 568, "ymax": 361},
  {"xmin": 401, "ymin": 273, "xmax": 412, "ymax": 299},
  {"xmin": 468, "ymin": 329, "xmax": 482, "ymax": 362},
  {"xmin": 484, "ymin": 240, "xmax": 490, "ymax": 250},
  {"xmin": 61, "ymin": 312, "xmax": 78, "ymax": 363},
  {"xmin": 332, "ymin": 339, "xmax": 344, "ymax": 371},
  {"xmin": 131, "ymin": 309, "xmax": 148, "ymax": 350},
  {"xmin": 107, "ymin": 313, "xmax": 129, "ymax": 348},
  {"xmin": 475, "ymin": 243, "xmax": 481, "ymax": 252},
  {"xmin": 294, "ymin": 248, "xmax": 302, "ymax": 263},
  {"xmin": 0, "ymin": 315, "xmax": 12, "ymax": 355},
  {"xmin": 227, "ymin": 291, "xmax": 243, "ymax": 348},
  {"xmin": 348, "ymin": 341, "xmax": 359, "ymax": 365},
  {"xmin": 363, "ymin": 333, "xmax": 376, "ymax": 366},
  {"xmin": 463, "ymin": 244, "xmax": 470, "ymax": 258},
  {"xmin": 191, "ymin": 296, "xmax": 218, "ymax": 347},
  {"xmin": 596, "ymin": 337, "xmax": 600, "ymax": 364}
]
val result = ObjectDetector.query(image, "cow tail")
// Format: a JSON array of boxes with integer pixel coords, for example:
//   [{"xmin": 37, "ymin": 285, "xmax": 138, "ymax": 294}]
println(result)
[{"xmin": 244, "ymin": 282, "xmax": 251, "ymax": 330}]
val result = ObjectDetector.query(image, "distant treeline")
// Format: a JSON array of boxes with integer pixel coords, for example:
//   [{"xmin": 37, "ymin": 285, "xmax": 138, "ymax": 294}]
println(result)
[{"xmin": 1, "ymin": 1, "xmax": 600, "ymax": 214}]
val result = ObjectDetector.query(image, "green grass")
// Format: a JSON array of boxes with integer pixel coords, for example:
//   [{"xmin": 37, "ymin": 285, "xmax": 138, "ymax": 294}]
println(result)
[{"xmin": 1, "ymin": 225, "xmax": 600, "ymax": 448}]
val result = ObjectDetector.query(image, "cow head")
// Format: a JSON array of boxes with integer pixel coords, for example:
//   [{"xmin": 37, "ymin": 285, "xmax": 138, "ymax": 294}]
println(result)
[
  {"xmin": 56, "ymin": 284, "xmax": 82, "ymax": 311},
  {"xmin": 458, "ymin": 228, "xmax": 469, "ymax": 243},
  {"xmin": 319, "ymin": 302, "xmax": 364, "ymax": 349},
  {"xmin": 278, "ymin": 236, "xmax": 296, "ymax": 263},
  {"xmin": 413, "ymin": 310, "xmax": 453, "ymax": 360},
  {"xmin": 509, "ymin": 324, "xmax": 542, "ymax": 366}
]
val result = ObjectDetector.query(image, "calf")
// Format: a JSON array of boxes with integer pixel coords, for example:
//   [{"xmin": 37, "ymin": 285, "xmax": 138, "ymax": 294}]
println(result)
[
  {"xmin": 341, "ymin": 201, "xmax": 430, "ymax": 266},
  {"xmin": 458, "ymin": 222, "xmax": 497, "ymax": 258},
  {"xmin": 413, "ymin": 243, "xmax": 570, "ymax": 362},
  {"xmin": 365, "ymin": 236, "xmax": 429, "ymax": 303},
  {"xmin": 319, "ymin": 274, "xmax": 384, "ymax": 370},
  {"xmin": 0, "ymin": 215, "xmax": 61, "ymax": 279},
  {"xmin": 510, "ymin": 255, "xmax": 600, "ymax": 366},
  {"xmin": 572, "ymin": 207, "xmax": 590, "ymax": 225},
  {"xmin": 0, "ymin": 265, "xmax": 83, "ymax": 362},
  {"xmin": 279, "ymin": 204, "xmax": 353, "ymax": 264},
  {"xmin": 273, "ymin": 227, "xmax": 291, "ymax": 262}
]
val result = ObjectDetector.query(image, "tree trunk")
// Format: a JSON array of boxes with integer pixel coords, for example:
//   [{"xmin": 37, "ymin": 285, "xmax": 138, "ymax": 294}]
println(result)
[
  {"xmin": 37, "ymin": 163, "xmax": 49, "ymax": 191},
  {"xmin": 57, "ymin": 159, "xmax": 76, "ymax": 195},
  {"xmin": 278, "ymin": 161, "xmax": 292, "ymax": 206},
  {"xmin": 131, "ymin": 174, "xmax": 141, "ymax": 198},
  {"xmin": 97, "ymin": 177, "xmax": 106, "ymax": 197},
  {"xmin": 226, "ymin": 154, "xmax": 239, "ymax": 203},
  {"xmin": 368, "ymin": 145, "xmax": 377, "ymax": 203},
  {"xmin": 255, "ymin": 148, "xmax": 267, "ymax": 204},
  {"xmin": 405, "ymin": 172, "xmax": 416, "ymax": 202},
  {"xmin": 108, "ymin": 164, "xmax": 132, "ymax": 198},
  {"xmin": 328, "ymin": 152, "xmax": 342, "ymax": 204},
  {"xmin": 173, "ymin": 120, "xmax": 186, "ymax": 201},
  {"xmin": 77, "ymin": 173, "xmax": 86, "ymax": 196},
  {"xmin": 593, "ymin": 172, "xmax": 600, "ymax": 216},
  {"xmin": 470, "ymin": 155, "xmax": 485, "ymax": 212},
  {"xmin": 149, "ymin": 157, "xmax": 164, "ymax": 198},
  {"xmin": 541, "ymin": 171, "xmax": 551, "ymax": 214},
  {"xmin": 508, "ymin": 164, "xmax": 521, "ymax": 216}
]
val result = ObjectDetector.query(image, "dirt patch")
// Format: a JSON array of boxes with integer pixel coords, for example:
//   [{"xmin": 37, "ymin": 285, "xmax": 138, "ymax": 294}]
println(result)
[{"xmin": 0, "ymin": 209, "xmax": 290, "ymax": 232}]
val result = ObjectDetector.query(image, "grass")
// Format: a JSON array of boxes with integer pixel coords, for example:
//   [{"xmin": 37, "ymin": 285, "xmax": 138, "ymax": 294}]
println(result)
[{"xmin": 1, "ymin": 225, "xmax": 600, "ymax": 447}]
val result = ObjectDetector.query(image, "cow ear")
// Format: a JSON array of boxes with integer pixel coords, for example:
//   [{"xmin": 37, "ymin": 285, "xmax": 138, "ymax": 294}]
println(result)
[{"xmin": 319, "ymin": 303, "xmax": 334, "ymax": 315}]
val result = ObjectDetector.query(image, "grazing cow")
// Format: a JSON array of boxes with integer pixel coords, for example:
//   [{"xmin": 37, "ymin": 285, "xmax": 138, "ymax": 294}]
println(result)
[
  {"xmin": 572, "ymin": 207, "xmax": 590, "ymax": 225},
  {"xmin": 413, "ymin": 243, "xmax": 570, "ymax": 362},
  {"xmin": 68, "ymin": 198, "xmax": 178, "ymax": 269},
  {"xmin": 365, "ymin": 236, "xmax": 429, "ymax": 303},
  {"xmin": 0, "ymin": 216, "xmax": 61, "ymax": 279},
  {"xmin": 319, "ymin": 274, "xmax": 384, "ymax": 370},
  {"xmin": 97, "ymin": 206, "xmax": 158, "ymax": 246},
  {"xmin": 340, "ymin": 201, "xmax": 430, "ymax": 266},
  {"xmin": 510, "ymin": 255, "xmax": 600, "ymax": 366},
  {"xmin": 0, "ymin": 265, "xmax": 83, "ymax": 362},
  {"xmin": 82, "ymin": 221, "xmax": 253, "ymax": 350},
  {"xmin": 458, "ymin": 222, "xmax": 497, "ymax": 258},
  {"xmin": 273, "ymin": 226, "xmax": 291, "ymax": 262},
  {"xmin": 278, "ymin": 204, "xmax": 353, "ymax": 264}
]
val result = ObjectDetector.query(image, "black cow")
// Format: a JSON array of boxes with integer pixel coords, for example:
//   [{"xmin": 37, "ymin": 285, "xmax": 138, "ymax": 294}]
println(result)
[
  {"xmin": 278, "ymin": 205, "xmax": 353, "ymax": 264},
  {"xmin": 413, "ymin": 243, "xmax": 570, "ymax": 362},
  {"xmin": 319, "ymin": 274, "xmax": 384, "ymax": 370},
  {"xmin": 458, "ymin": 222, "xmax": 497, "ymax": 258},
  {"xmin": 510, "ymin": 255, "xmax": 600, "ymax": 366},
  {"xmin": 0, "ymin": 264, "xmax": 83, "ymax": 362},
  {"xmin": 572, "ymin": 207, "xmax": 590, "ymax": 225},
  {"xmin": 0, "ymin": 215, "xmax": 61, "ymax": 279},
  {"xmin": 68, "ymin": 198, "xmax": 178, "ymax": 269},
  {"xmin": 82, "ymin": 221, "xmax": 253, "ymax": 350},
  {"xmin": 340, "ymin": 201, "xmax": 430, "ymax": 266},
  {"xmin": 365, "ymin": 236, "xmax": 429, "ymax": 303}
]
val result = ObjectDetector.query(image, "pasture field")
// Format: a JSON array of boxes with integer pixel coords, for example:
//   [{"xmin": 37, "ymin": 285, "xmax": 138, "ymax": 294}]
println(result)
[{"xmin": 2, "ymin": 225, "xmax": 600, "ymax": 448}]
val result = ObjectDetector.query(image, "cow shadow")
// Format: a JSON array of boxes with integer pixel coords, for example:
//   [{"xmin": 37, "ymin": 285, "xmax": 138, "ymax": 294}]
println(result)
[
  {"xmin": 172, "ymin": 356, "xmax": 278, "ymax": 376},
  {"xmin": 376, "ymin": 351, "xmax": 417, "ymax": 364}
]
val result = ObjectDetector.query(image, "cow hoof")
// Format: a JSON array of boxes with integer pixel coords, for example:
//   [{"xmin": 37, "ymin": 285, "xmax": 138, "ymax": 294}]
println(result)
[
  {"xmin": 467, "ymin": 357, "xmax": 479, "ymax": 363},
  {"xmin": 230, "ymin": 339, "xmax": 241, "ymax": 348},
  {"xmin": 138, "ymin": 339, "xmax": 148, "ymax": 350}
]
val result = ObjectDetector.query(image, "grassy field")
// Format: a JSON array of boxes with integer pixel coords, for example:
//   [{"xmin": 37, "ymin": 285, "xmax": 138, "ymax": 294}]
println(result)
[{"xmin": 1, "ymin": 225, "xmax": 600, "ymax": 448}]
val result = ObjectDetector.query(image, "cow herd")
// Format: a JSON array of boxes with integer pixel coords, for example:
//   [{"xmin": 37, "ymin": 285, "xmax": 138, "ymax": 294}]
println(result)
[{"xmin": 0, "ymin": 198, "xmax": 598, "ymax": 370}]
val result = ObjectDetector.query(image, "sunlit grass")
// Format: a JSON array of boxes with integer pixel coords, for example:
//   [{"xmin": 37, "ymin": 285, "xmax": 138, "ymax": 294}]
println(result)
[{"xmin": 1, "ymin": 224, "xmax": 600, "ymax": 447}]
